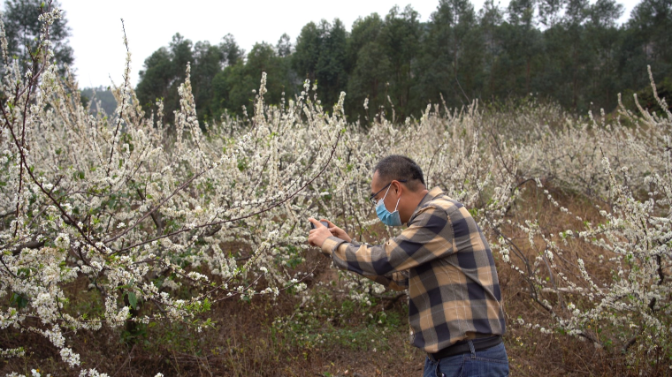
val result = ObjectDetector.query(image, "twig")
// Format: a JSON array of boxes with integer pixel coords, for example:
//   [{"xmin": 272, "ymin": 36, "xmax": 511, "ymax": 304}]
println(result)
[
  {"xmin": 136, "ymin": 187, "xmax": 164, "ymax": 234},
  {"xmin": 106, "ymin": 18, "xmax": 131, "ymax": 174},
  {"xmin": 112, "ymin": 344, "xmax": 136, "ymax": 377},
  {"xmin": 9, "ymin": 239, "xmax": 45, "ymax": 256},
  {"xmin": 0, "ymin": 211, "xmax": 15, "ymax": 219},
  {"xmin": 0, "ymin": 19, "xmax": 104, "ymax": 255},
  {"xmin": 622, "ymin": 335, "xmax": 637, "ymax": 353},
  {"xmin": 113, "ymin": 132, "xmax": 343, "ymax": 254},
  {"xmin": 104, "ymin": 166, "xmax": 213, "ymax": 244}
]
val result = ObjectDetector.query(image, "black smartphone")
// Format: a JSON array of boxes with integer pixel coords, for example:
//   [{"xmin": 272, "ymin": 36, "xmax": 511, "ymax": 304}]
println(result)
[{"xmin": 310, "ymin": 220, "xmax": 329, "ymax": 229}]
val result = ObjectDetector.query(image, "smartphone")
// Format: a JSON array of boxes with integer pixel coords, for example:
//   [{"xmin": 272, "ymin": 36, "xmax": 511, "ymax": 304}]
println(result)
[{"xmin": 310, "ymin": 220, "xmax": 329, "ymax": 229}]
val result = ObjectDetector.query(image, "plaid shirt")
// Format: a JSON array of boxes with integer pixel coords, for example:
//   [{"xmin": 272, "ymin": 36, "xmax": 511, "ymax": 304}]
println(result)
[{"xmin": 321, "ymin": 187, "xmax": 506, "ymax": 353}]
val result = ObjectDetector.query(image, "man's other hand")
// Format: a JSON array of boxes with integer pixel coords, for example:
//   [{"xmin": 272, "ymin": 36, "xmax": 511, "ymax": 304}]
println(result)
[
  {"xmin": 320, "ymin": 218, "xmax": 352, "ymax": 243},
  {"xmin": 308, "ymin": 218, "xmax": 333, "ymax": 248}
]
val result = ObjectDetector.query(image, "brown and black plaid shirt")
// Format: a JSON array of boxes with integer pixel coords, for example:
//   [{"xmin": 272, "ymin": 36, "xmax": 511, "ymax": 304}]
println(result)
[{"xmin": 321, "ymin": 187, "xmax": 506, "ymax": 353}]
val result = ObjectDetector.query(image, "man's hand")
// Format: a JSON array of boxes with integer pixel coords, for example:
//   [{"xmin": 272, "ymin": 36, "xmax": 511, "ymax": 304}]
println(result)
[
  {"xmin": 321, "ymin": 219, "xmax": 352, "ymax": 243},
  {"xmin": 308, "ymin": 218, "xmax": 332, "ymax": 248}
]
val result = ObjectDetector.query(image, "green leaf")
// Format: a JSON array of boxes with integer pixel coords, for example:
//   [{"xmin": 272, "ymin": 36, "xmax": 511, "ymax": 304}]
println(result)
[
  {"xmin": 127, "ymin": 291, "xmax": 137, "ymax": 309},
  {"xmin": 10, "ymin": 293, "xmax": 29, "ymax": 309}
]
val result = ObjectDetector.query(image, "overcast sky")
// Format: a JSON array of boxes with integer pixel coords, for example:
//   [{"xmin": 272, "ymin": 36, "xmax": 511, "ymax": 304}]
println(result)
[{"xmin": 54, "ymin": 0, "xmax": 642, "ymax": 89}]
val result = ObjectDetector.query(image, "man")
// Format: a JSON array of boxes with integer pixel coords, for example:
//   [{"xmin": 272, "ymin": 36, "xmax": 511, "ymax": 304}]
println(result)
[{"xmin": 308, "ymin": 155, "xmax": 509, "ymax": 377}]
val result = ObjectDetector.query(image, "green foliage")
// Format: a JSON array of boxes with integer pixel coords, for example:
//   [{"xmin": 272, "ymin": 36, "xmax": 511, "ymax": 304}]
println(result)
[
  {"xmin": 136, "ymin": 33, "xmax": 247, "ymax": 128},
  {"xmin": 345, "ymin": 7, "xmax": 423, "ymax": 122},
  {"xmin": 213, "ymin": 42, "xmax": 294, "ymax": 118},
  {"xmin": 133, "ymin": 0, "xmax": 672, "ymax": 125},
  {"xmin": 9, "ymin": 292, "xmax": 29, "ymax": 309},
  {"xmin": 416, "ymin": 0, "xmax": 482, "ymax": 110},
  {"xmin": 293, "ymin": 19, "xmax": 349, "ymax": 109}
]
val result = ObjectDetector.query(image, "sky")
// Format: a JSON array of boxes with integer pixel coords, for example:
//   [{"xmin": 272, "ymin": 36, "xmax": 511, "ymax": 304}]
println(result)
[{"xmin": 51, "ymin": 0, "xmax": 643, "ymax": 89}]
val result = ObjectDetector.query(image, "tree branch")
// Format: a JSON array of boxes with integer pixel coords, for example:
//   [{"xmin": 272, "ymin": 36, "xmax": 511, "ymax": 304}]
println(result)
[{"xmin": 112, "ymin": 132, "xmax": 342, "ymax": 254}]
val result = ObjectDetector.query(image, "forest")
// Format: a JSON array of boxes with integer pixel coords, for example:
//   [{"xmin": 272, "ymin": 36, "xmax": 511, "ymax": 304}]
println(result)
[{"xmin": 133, "ymin": 0, "xmax": 672, "ymax": 126}]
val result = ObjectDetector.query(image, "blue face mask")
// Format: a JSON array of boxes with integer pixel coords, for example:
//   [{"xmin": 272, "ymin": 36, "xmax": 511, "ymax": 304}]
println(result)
[{"xmin": 376, "ymin": 185, "xmax": 402, "ymax": 226}]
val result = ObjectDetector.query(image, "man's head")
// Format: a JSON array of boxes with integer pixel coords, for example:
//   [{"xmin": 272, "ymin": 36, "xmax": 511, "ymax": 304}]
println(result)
[{"xmin": 370, "ymin": 155, "xmax": 428, "ymax": 225}]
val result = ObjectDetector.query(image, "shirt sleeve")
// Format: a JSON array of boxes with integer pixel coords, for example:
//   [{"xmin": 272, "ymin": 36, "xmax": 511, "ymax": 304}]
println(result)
[
  {"xmin": 321, "ymin": 239, "xmax": 409, "ymax": 291},
  {"xmin": 320, "ymin": 205, "xmax": 454, "ymax": 277},
  {"xmin": 362, "ymin": 271, "xmax": 409, "ymax": 291}
]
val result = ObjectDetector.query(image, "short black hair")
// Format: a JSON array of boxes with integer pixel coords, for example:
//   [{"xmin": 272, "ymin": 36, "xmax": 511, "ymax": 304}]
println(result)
[{"xmin": 374, "ymin": 155, "xmax": 425, "ymax": 191}]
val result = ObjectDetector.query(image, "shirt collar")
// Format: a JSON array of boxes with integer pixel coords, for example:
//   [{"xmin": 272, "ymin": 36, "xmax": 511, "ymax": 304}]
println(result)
[{"xmin": 407, "ymin": 187, "xmax": 444, "ymax": 224}]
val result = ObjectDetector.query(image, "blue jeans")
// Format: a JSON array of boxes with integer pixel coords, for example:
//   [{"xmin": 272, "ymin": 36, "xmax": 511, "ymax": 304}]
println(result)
[{"xmin": 423, "ymin": 341, "xmax": 509, "ymax": 377}]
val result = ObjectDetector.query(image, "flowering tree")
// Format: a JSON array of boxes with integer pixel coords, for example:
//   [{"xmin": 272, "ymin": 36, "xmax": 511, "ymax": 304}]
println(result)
[
  {"xmin": 495, "ymin": 74, "xmax": 672, "ymax": 366},
  {"xmin": 0, "ymin": 6, "xmax": 345, "ymax": 374}
]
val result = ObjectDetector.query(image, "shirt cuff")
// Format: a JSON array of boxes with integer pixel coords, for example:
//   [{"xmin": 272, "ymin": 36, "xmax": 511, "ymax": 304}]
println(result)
[{"xmin": 321, "ymin": 236, "xmax": 347, "ymax": 256}]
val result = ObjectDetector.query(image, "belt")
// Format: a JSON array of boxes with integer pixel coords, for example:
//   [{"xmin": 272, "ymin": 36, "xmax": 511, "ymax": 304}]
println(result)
[{"xmin": 428, "ymin": 335, "xmax": 502, "ymax": 361}]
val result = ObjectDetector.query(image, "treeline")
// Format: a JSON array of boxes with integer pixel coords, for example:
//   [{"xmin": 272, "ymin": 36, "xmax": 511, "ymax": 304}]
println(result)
[
  {"xmin": 135, "ymin": 0, "xmax": 672, "ymax": 125},
  {"xmin": 81, "ymin": 87, "xmax": 117, "ymax": 115}
]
